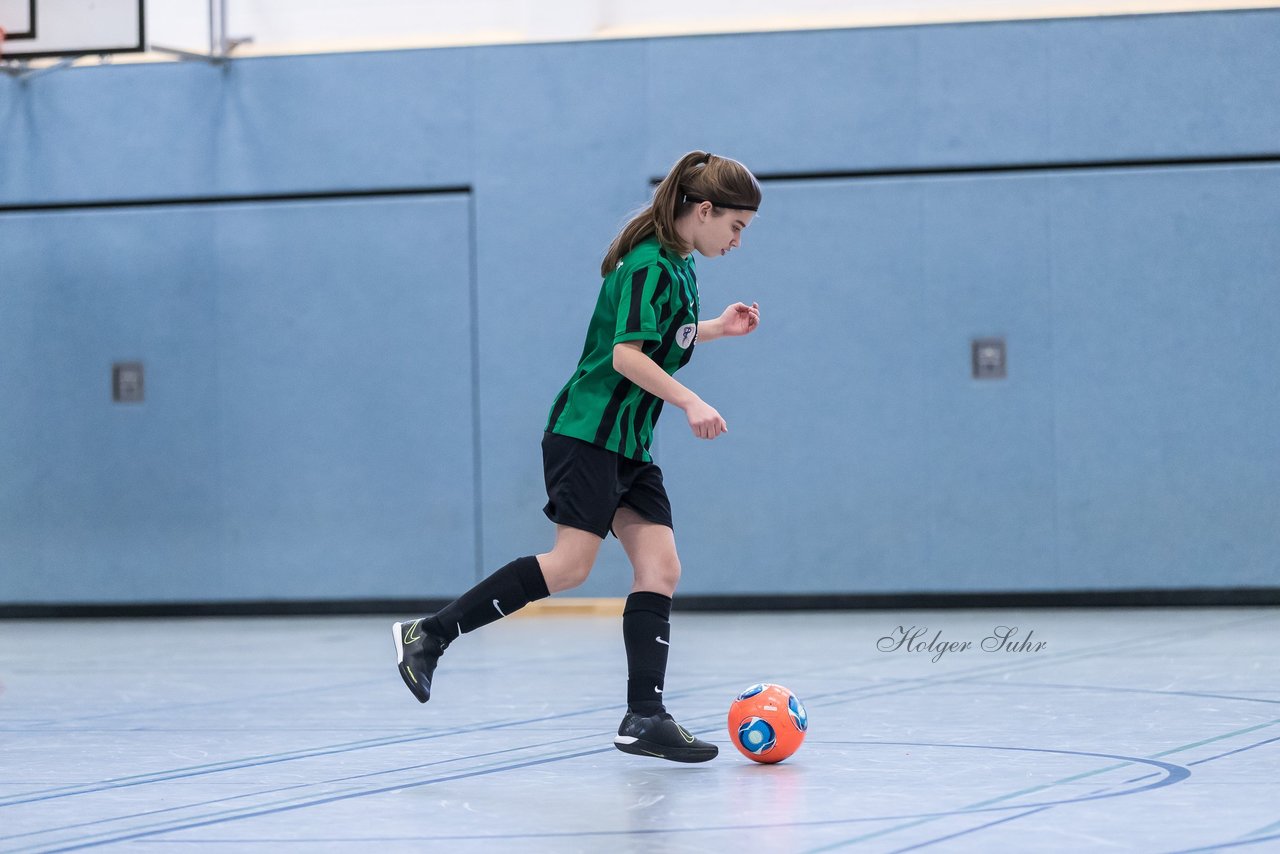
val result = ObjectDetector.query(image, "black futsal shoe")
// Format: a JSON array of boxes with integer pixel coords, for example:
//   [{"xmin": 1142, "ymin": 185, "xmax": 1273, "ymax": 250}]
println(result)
[
  {"xmin": 392, "ymin": 618, "xmax": 449, "ymax": 703},
  {"xmin": 614, "ymin": 711, "xmax": 718, "ymax": 763}
]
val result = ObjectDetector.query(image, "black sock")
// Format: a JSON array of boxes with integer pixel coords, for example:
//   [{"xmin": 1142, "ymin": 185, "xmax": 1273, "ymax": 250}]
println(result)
[
  {"xmin": 623, "ymin": 591, "xmax": 672, "ymax": 716},
  {"xmin": 425, "ymin": 556, "xmax": 549, "ymax": 642}
]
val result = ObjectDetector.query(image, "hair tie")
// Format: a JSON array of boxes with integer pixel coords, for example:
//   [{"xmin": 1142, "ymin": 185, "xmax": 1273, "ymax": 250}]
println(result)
[
  {"xmin": 680, "ymin": 192, "xmax": 758, "ymax": 212},
  {"xmin": 704, "ymin": 152, "xmax": 714, "ymax": 164}
]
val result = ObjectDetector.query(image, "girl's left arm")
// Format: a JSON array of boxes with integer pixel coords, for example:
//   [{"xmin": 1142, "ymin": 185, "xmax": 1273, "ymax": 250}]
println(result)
[{"xmin": 698, "ymin": 302, "xmax": 760, "ymax": 342}]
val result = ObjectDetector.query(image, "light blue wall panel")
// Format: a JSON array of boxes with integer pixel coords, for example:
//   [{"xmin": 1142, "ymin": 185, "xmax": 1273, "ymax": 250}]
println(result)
[
  {"xmin": 1044, "ymin": 14, "xmax": 1280, "ymax": 160},
  {"xmin": 0, "ymin": 49, "xmax": 472, "ymax": 203},
  {"xmin": 0, "ymin": 68, "xmax": 220, "ymax": 203},
  {"xmin": 205, "ymin": 53, "xmax": 472, "ymax": 196},
  {"xmin": 657, "ymin": 175, "xmax": 1058, "ymax": 594},
  {"xmin": 469, "ymin": 40, "xmax": 653, "ymax": 594},
  {"xmin": 0, "ymin": 195, "xmax": 474, "ymax": 602},
  {"xmin": 2, "ymin": 9, "xmax": 1278, "ymax": 604},
  {"xmin": 208, "ymin": 195, "xmax": 475, "ymax": 600},
  {"xmin": 661, "ymin": 164, "xmax": 1280, "ymax": 595},
  {"xmin": 1049, "ymin": 165, "xmax": 1280, "ymax": 587},
  {"xmin": 645, "ymin": 10, "xmax": 1280, "ymax": 176},
  {"xmin": 0, "ymin": 207, "xmax": 223, "ymax": 600},
  {"xmin": 645, "ymin": 27, "xmax": 924, "ymax": 175},
  {"xmin": 5, "ymin": 10, "xmax": 1278, "ymax": 208}
]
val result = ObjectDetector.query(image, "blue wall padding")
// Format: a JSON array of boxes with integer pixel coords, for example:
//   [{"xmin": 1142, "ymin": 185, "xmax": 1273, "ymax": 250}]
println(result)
[{"xmin": 2, "ymin": 10, "xmax": 1277, "ymax": 601}]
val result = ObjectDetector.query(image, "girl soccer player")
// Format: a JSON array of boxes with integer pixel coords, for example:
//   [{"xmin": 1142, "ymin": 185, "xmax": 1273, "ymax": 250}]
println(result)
[{"xmin": 393, "ymin": 150, "xmax": 762, "ymax": 763}]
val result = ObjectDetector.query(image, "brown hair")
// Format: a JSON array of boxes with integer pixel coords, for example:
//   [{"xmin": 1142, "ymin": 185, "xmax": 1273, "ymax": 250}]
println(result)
[{"xmin": 600, "ymin": 150, "xmax": 762, "ymax": 277}]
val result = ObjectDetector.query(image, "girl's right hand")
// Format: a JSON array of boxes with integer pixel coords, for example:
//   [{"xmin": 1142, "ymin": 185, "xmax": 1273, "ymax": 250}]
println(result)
[{"xmin": 685, "ymin": 398, "xmax": 728, "ymax": 440}]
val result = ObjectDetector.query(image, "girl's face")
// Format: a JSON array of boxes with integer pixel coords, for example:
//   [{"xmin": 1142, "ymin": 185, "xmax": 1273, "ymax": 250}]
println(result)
[{"xmin": 685, "ymin": 202, "xmax": 755, "ymax": 259}]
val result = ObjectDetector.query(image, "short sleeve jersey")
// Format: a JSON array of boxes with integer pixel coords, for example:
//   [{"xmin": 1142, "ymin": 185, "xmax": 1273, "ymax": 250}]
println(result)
[{"xmin": 545, "ymin": 236, "xmax": 700, "ymax": 462}]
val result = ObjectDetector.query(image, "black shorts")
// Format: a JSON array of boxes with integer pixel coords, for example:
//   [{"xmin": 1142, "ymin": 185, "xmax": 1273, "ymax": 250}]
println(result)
[{"xmin": 541, "ymin": 431, "xmax": 673, "ymax": 539}]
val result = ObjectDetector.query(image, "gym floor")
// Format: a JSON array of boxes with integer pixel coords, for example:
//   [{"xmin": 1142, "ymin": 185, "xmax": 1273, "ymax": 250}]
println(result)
[{"xmin": 2, "ymin": 607, "xmax": 1278, "ymax": 852}]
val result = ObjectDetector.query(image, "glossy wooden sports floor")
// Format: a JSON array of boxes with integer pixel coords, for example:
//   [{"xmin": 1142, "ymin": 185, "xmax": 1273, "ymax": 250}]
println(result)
[{"xmin": 2, "ymin": 607, "xmax": 1277, "ymax": 852}]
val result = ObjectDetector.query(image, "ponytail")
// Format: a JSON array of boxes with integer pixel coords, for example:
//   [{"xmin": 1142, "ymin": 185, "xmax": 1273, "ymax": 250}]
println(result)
[{"xmin": 600, "ymin": 150, "xmax": 762, "ymax": 277}]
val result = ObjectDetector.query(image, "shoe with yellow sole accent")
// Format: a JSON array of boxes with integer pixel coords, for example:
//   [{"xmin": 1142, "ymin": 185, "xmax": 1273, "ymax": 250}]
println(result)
[
  {"xmin": 614, "ymin": 711, "xmax": 718, "ymax": 763},
  {"xmin": 392, "ymin": 617, "xmax": 449, "ymax": 703}
]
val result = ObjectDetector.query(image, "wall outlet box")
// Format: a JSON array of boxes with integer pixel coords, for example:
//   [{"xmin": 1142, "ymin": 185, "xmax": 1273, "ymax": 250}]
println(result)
[
  {"xmin": 972, "ymin": 338, "xmax": 1006, "ymax": 380},
  {"xmin": 113, "ymin": 362, "xmax": 145, "ymax": 403}
]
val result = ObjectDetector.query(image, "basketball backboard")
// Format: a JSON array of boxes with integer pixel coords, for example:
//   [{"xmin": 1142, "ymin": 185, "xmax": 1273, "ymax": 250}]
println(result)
[{"xmin": 0, "ymin": 0, "xmax": 144, "ymax": 59}]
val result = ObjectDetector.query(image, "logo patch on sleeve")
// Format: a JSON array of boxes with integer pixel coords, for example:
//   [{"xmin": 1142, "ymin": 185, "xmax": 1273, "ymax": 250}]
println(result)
[{"xmin": 676, "ymin": 323, "xmax": 698, "ymax": 350}]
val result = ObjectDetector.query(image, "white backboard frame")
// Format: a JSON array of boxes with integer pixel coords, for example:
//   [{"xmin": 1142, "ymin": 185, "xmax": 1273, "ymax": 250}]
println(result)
[{"xmin": 0, "ymin": 0, "xmax": 144, "ymax": 59}]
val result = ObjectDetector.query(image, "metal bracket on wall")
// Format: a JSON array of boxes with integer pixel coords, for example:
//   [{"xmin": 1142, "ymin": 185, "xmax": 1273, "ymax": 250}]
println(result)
[
  {"xmin": 1, "ymin": 55, "xmax": 76, "ymax": 81},
  {"xmin": 151, "ymin": 0, "xmax": 252, "ymax": 65}
]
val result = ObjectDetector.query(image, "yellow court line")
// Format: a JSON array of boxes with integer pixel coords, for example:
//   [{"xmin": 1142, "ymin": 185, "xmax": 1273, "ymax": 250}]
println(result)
[{"xmin": 510, "ymin": 597, "xmax": 625, "ymax": 618}]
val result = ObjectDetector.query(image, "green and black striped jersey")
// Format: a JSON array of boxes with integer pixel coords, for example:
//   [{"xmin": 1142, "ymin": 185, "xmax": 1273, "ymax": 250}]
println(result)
[{"xmin": 546, "ymin": 236, "xmax": 700, "ymax": 462}]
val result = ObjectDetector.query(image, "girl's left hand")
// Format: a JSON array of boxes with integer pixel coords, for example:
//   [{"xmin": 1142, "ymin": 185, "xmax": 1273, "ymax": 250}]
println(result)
[{"xmin": 719, "ymin": 302, "xmax": 760, "ymax": 337}]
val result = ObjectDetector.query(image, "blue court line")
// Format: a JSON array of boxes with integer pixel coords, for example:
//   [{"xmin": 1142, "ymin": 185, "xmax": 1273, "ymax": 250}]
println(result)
[
  {"xmin": 106, "ymin": 812, "xmax": 1280, "ymax": 849},
  {"xmin": 12, "ymin": 677, "xmax": 388, "ymax": 729},
  {"xmin": 4, "ymin": 618, "xmax": 1236, "ymax": 847},
  {"xmin": 22, "ymin": 739, "xmax": 1187, "ymax": 852},
  {"xmin": 0, "ymin": 700, "xmax": 628, "ymax": 809},
  {"xmin": 1025, "ymin": 729, "xmax": 1280, "ymax": 845},
  {"xmin": 3, "ymin": 673, "xmax": 875, "ymax": 842},
  {"xmin": 16, "ymin": 644, "xmax": 589, "ymax": 730},
  {"xmin": 798, "ymin": 749, "xmax": 1170, "ymax": 851},
  {"xmin": 957, "ymin": 678, "xmax": 1280, "ymax": 707},
  {"xmin": 801, "ymin": 611, "xmax": 1280, "ymax": 713},
  {"xmin": 1166, "ymin": 832, "xmax": 1280, "ymax": 852},
  {"xmin": 5, "ymin": 676, "xmax": 1187, "ymax": 850},
  {"xmin": 1241, "ymin": 817, "xmax": 1280, "ymax": 839},
  {"xmin": 0, "ymin": 727, "xmax": 624, "ymax": 848},
  {"xmin": 1150, "ymin": 719, "xmax": 1280, "ymax": 763},
  {"xmin": 951, "ymin": 681, "xmax": 1280, "ymax": 795},
  {"xmin": 1107, "ymin": 730, "xmax": 1280, "ymax": 790},
  {"xmin": 800, "ymin": 716, "xmax": 1280, "ymax": 851},
  {"xmin": 1048, "ymin": 732, "xmax": 1280, "ymax": 834},
  {"xmin": 61, "ymin": 712, "xmax": 1280, "ymax": 852},
  {"xmin": 90, "ymin": 720, "xmax": 1280, "ymax": 851},
  {"xmin": 0, "ymin": 640, "xmax": 1042, "ymax": 809},
  {"xmin": 61, "ymin": 742, "xmax": 1185, "ymax": 852},
  {"xmin": 12, "ymin": 607, "xmax": 1270, "ymax": 809},
  {"xmin": 3, "ymin": 631, "xmax": 906, "ymax": 805},
  {"xmin": 7, "ymin": 668, "xmax": 829, "ymax": 839},
  {"xmin": 836, "ymin": 741, "xmax": 1191, "ymax": 812},
  {"xmin": 15, "ymin": 611, "xmax": 1276, "ymax": 850},
  {"xmin": 1185, "ymin": 733, "xmax": 1280, "ymax": 766},
  {"xmin": 22, "ymin": 746, "xmax": 619, "ymax": 854},
  {"xmin": 886, "ymin": 806, "xmax": 1055, "ymax": 854},
  {"xmin": 0, "ymin": 783, "xmax": 314, "ymax": 847}
]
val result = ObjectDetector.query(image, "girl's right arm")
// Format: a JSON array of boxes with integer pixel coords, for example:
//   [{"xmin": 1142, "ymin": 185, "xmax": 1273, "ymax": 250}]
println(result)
[{"xmin": 612, "ymin": 342, "xmax": 728, "ymax": 440}]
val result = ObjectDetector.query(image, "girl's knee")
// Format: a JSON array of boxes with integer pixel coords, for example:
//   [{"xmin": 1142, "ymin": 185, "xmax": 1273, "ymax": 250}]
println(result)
[
  {"xmin": 558, "ymin": 559, "xmax": 594, "ymax": 591},
  {"xmin": 635, "ymin": 557, "xmax": 681, "ymax": 596},
  {"xmin": 538, "ymin": 526, "xmax": 603, "ymax": 594},
  {"xmin": 539, "ymin": 551, "xmax": 595, "ymax": 593}
]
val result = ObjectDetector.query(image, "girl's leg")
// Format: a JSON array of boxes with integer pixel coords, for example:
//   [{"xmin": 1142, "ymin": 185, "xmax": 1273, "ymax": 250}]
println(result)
[
  {"xmin": 429, "ymin": 524, "xmax": 602, "ymax": 640},
  {"xmin": 394, "ymin": 525, "xmax": 602, "ymax": 703},
  {"xmin": 538, "ymin": 524, "xmax": 606, "ymax": 594},
  {"xmin": 611, "ymin": 507, "xmax": 715, "ymax": 762},
  {"xmin": 615, "ymin": 508, "xmax": 682, "ymax": 597},
  {"xmin": 613, "ymin": 507, "xmax": 680, "ymax": 714}
]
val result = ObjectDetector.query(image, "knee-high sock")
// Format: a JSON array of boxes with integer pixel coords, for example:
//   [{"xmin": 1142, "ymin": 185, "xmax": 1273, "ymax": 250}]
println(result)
[
  {"xmin": 623, "ymin": 591, "xmax": 672, "ymax": 716},
  {"xmin": 425, "ymin": 556, "xmax": 549, "ymax": 642}
]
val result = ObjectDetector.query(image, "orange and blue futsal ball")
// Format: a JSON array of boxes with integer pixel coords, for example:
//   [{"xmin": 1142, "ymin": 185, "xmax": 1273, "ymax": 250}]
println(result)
[{"xmin": 727, "ymin": 683, "xmax": 808, "ymax": 763}]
